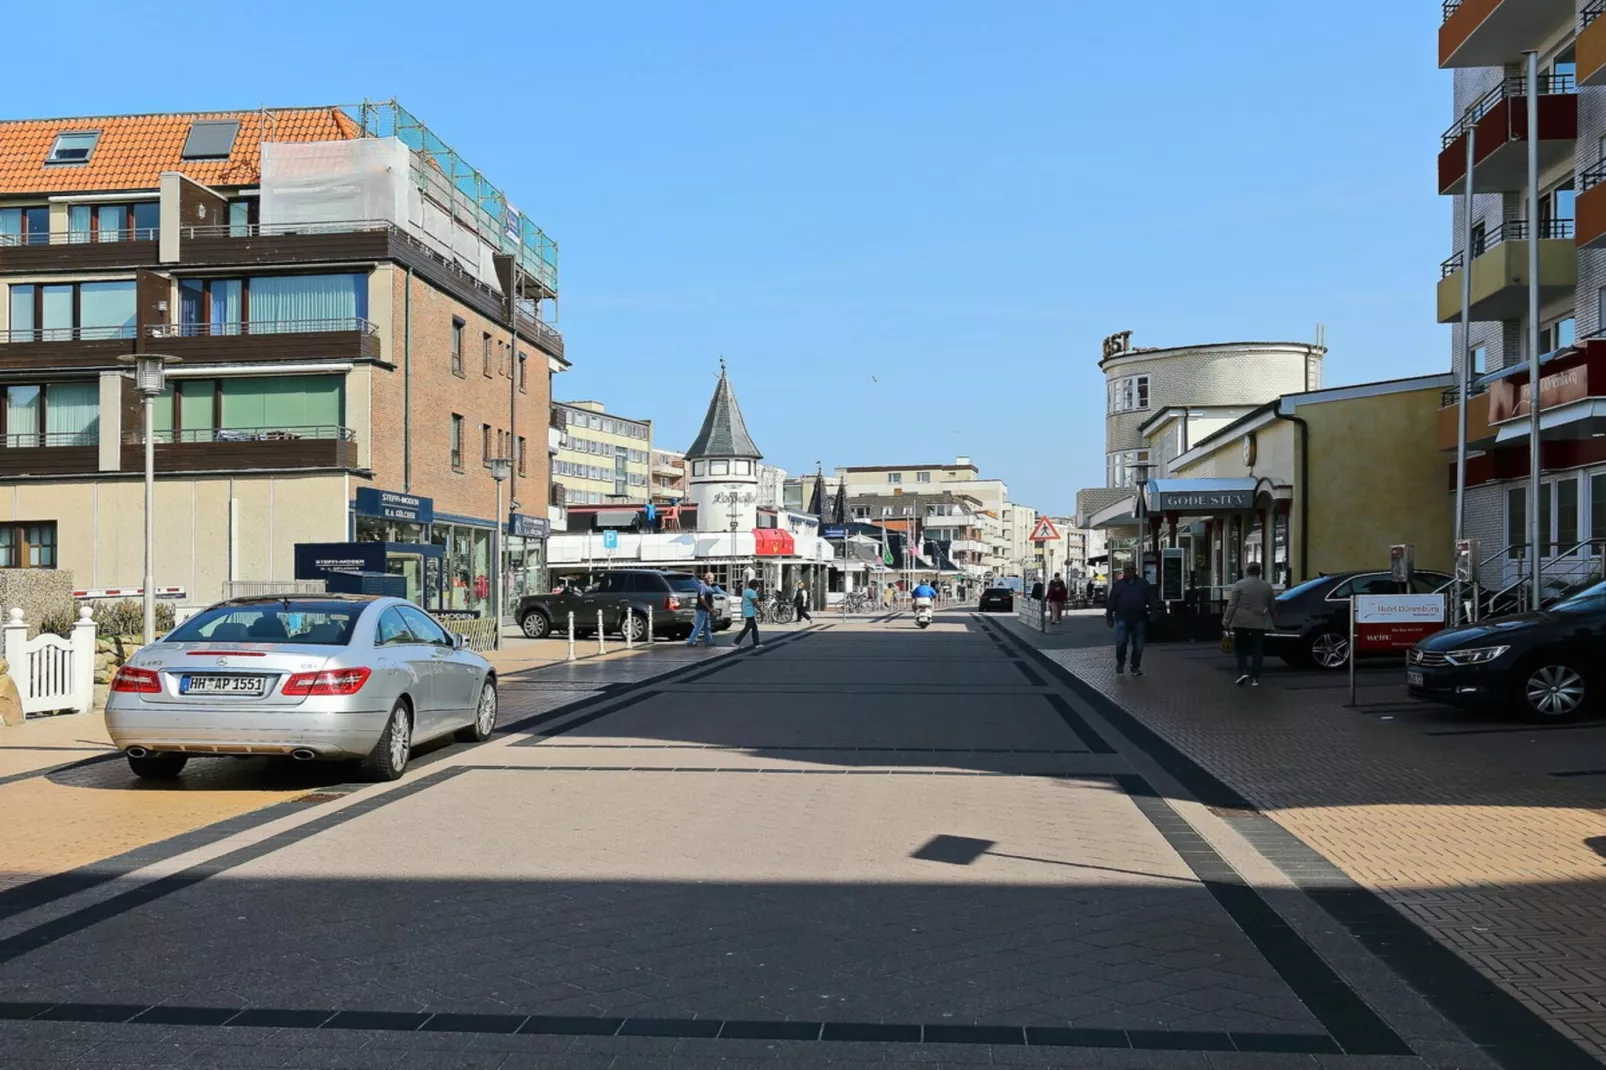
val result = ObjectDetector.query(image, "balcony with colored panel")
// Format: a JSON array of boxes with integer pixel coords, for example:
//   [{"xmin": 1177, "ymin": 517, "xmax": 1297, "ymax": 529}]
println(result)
[
  {"xmin": 145, "ymin": 319, "xmax": 381, "ymax": 365},
  {"xmin": 1576, "ymin": 160, "xmax": 1606, "ymax": 249},
  {"xmin": 1579, "ymin": 1, "xmax": 1606, "ymax": 86},
  {"xmin": 1434, "ymin": 386, "xmax": 1496, "ymax": 451},
  {"xmin": 0, "ymin": 325, "xmax": 137, "ymax": 372},
  {"xmin": 1436, "ymin": 220, "xmax": 1577, "ymax": 323},
  {"xmin": 0, "ymin": 228, "xmax": 159, "ymax": 273},
  {"xmin": 1439, "ymin": 0, "xmax": 1576, "ymax": 68},
  {"xmin": 1438, "ymin": 74, "xmax": 1576, "ymax": 195},
  {"xmin": 119, "ymin": 425, "xmax": 358, "ymax": 473},
  {"xmin": 0, "ymin": 431, "xmax": 99, "ymax": 478}
]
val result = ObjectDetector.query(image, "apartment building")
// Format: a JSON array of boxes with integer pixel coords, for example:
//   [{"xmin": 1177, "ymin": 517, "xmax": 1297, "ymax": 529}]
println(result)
[
  {"xmin": 1074, "ymin": 332, "xmax": 1324, "ymax": 572},
  {"xmin": 552, "ymin": 401, "xmax": 651, "ymax": 505},
  {"xmin": 0, "ymin": 101, "xmax": 564, "ymax": 617},
  {"xmin": 1434, "ymin": 2, "xmax": 1606, "ymax": 589},
  {"xmin": 650, "ymin": 447, "xmax": 685, "ymax": 502},
  {"xmin": 835, "ymin": 458, "xmax": 1018, "ymax": 577}
]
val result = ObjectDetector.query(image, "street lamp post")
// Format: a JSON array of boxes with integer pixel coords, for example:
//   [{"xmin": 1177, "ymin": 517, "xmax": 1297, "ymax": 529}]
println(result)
[
  {"xmin": 118, "ymin": 354, "xmax": 180, "ymax": 645},
  {"xmin": 1132, "ymin": 462, "xmax": 1154, "ymax": 584},
  {"xmin": 490, "ymin": 457, "xmax": 511, "ymax": 650}
]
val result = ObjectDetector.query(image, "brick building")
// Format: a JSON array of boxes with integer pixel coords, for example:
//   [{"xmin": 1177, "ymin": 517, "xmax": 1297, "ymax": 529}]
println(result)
[{"xmin": 0, "ymin": 101, "xmax": 565, "ymax": 619}]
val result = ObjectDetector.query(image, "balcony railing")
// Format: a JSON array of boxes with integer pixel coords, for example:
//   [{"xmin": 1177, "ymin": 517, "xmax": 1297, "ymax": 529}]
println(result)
[
  {"xmin": 1, "ymin": 325, "xmax": 136, "ymax": 344},
  {"xmin": 1440, "ymin": 219, "xmax": 1575, "ymax": 276},
  {"xmin": 1440, "ymin": 382, "xmax": 1490, "ymax": 408},
  {"xmin": 2, "ymin": 430, "xmax": 97, "ymax": 449},
  {"xmin": 1583, "ymin": 158, "xmax": 1606, "ymax": 193},
  {"xmin": 147, "ymin": 317, "xmax": 377, "ymax": 339},
  {"xmin": 1442, "ymin": 0, "xmax": 1461, "ymax": 19},
  {"xmin": 1586, "ymin": 0, "xmax": 1606, "ymax": 29},
  {"xmin": 549, "ymin": 406, "xmax": 567, "ymax": 430},
  {"xmin": 549, "ymin": 483, "xmax": 568, "ymax": 507},
  {"xmin": 121, "ymin": 425, "xmax": 356, "ymax": 446},
  {"xmin": 0, "ymin": 228, "xmax": 158, "ymax": 247},
  {"xmin": 1442, "ymin": 74, "xmax": 1577, "ymax": 148},
  {"xmin": 176, "ymin": 220, "xmax": 392, "ymax": 241}
]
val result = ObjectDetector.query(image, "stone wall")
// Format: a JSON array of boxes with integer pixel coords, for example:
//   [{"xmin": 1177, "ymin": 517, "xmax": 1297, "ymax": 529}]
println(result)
[{"xmin": 0, "ymin": 570, "xmax": 74, "ymax": 638}]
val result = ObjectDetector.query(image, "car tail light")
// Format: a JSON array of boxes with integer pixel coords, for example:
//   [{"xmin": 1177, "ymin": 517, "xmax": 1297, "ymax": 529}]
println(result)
[
  {"xmin": 666, "ymin": 596, "xmax": 680, "ymax": 611},
  {"xmin": 282, "ymin": 667, "xmax": 371, "ymax": 696},
  {"xmin": 111, "ymin": 666, "xmax": 162, "ymax": 694}
]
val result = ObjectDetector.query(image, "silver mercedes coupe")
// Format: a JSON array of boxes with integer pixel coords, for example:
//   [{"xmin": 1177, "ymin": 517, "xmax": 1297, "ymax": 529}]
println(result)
[{"xmin": 105, "ymin": 595, "xmax": 497, "ymax": 782}]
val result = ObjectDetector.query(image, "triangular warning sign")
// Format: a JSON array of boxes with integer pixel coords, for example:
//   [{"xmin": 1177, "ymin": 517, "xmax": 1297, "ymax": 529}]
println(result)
[{"xmin": 1029, "ymin": 516, "xmax": 1061, "ymax": 542}]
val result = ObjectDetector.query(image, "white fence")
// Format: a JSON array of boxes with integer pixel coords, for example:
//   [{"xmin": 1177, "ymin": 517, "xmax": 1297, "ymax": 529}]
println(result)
[{"xmin": 3, "ymin": 607, "xmax": 96, "ymax": 716}]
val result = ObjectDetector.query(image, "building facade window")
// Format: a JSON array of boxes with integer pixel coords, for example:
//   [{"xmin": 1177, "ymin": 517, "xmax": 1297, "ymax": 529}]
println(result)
[
  {"xmin": 66, "ymin": 201, "xmax": 158, "ymax": 243},
  {"xmin": 1106, "ymin": 449, "xmax": 1151, "ymax": 488},
  {"xmin": 3, "ymin": 383, "xmax": 99, "ymax": 447},
  {"xmin": 8, "ymin": 281, "xmax": 136, "ymax": 341},
  {"xmin": 517, "ymin": 436, "xmax": 527, "ymax": 476},
  {"xmin": 147, "ymin": 374, "xmax": 342, "ymax": 441},
  {"xmin": 481, "ymin": 423, "xmax": 492, "ymax": 465},
  {"xmin": 450, "ymin": 414, "xmax": 464, "ymax": 471},
  {"xmin": 175, "ymin": 273, "xmax": 367, "ymax": 335},
  {"xmin": 0, "ymin": 522, "xmax": 56, "ymax": 568},
  {"xmin": 888, "ymin": 472, "xmax": 902, "ymax": 483},
  {"xmin": 518, "ymin": 353, "xmax": 527, "ymax": 392},
  {"xmin": 483, "ymin": 332, "xmax": 493, "ymax": 377},
  {"xmin": 917, "ymin": 471, "xmax": 931, "ymax": 483},
  {"xmin": 451, "ymin": 319, "xmax": 464, "ymax": 375},
  {"xmin": 0, "ymin": 206, "xmax": 51, "ymax": 246},
  {"xmin": 1107, "ymin": 375, "xmax": 1150, "ymax": 414}
]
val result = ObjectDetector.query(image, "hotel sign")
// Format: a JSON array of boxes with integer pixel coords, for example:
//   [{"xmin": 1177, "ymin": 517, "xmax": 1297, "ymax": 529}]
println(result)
[
  {"xmin": 1146, "ymin": 488, "xmax": 1255, "ymax": 512},
  {"xmin": 1101, "ymin": 331, "xmax": 1133, "ymax": 360},
  {"xmin": 1488, "ymin": 363, "xmax": 1591, "ymax": 423}
]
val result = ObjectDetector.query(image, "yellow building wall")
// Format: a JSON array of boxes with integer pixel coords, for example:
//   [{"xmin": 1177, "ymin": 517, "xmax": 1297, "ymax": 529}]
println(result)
[
  {"xmin": 0, "ymin": 474, "xmax": 349, "ymax": 605},
  {"xmin": 1299, "ymin": 388, "xmax": 1452, "ymax": 575}
]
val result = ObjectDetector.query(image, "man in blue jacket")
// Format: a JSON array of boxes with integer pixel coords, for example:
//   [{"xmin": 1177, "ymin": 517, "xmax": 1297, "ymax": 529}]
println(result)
[{"xmin": 1104, "ymin": 562, "xmax": 1154, "ymax": 676}]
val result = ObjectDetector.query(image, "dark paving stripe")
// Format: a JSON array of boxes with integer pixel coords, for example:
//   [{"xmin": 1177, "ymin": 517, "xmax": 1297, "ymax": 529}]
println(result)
[
  {"xmin": 1117, "ymin": 775, "xmax": 1408, "ymax": 1057},
  {"xmin": 985, "ymin": 617, "xmax": 1602, "ymax": 1070},
  {"xmin": 538, "ymin": 744, "xmax": 1093, "ymax": 754},
  {"xmin": 1427, "ymin": 722, "xmax": 1606, "ymax": 737},
  {"xmin": 1042, "ymin": 693, "xmax": 1116, "ymax": 754},
  {"xmin": 510, "ymin": 691, "xmax": 664, "ymax": 744},
  {"xmin": 459, "ymin": 764, "xmax": 1110, "ymax": 778},
  {"xmin": 0, "ymin": 751, "xmax": 121, "ymax": 789},
  {"xmin": 0, "ymin": 1001, "xmax": 1339, "ymax": 1052},
  {"xmin": 1015, "ymin": 659, "xmax": 1047, "ymax": 687},
  {"xmin": 0, "ymin": 767, "xmax": 469, "ymax": 966},
  {"xmin": 1551, "ymin": 768, "xmax": 1606, "ymax": 778}
]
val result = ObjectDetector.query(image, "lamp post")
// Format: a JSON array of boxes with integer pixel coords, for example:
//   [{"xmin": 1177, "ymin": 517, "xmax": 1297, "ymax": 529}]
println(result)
[
  {"xmin": 490, "ymin": 457, "xmax": 511, "ymax": 650},
  {"xmin": 1132, "ymin": 461, "xmax": 1154, "ymax": 584},
  {"xmin": 118, "ymin": 354, "xmax": 180, "ymax": 645}
]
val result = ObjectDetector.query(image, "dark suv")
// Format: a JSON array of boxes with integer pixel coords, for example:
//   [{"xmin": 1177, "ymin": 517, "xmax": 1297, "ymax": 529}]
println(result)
[
  {"xmin": 1265, "ymin": 569, "xmax": 1453, "ymax": 669},
  {"xmin": 516, "ymin": 570, "xmax": 703, "ymax": 640}
]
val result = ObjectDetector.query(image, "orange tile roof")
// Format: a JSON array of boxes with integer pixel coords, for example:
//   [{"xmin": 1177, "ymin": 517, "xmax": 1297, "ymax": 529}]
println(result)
[{"xmin": 0, "ymin": 107, "xmax": 361, "ymax": 195}]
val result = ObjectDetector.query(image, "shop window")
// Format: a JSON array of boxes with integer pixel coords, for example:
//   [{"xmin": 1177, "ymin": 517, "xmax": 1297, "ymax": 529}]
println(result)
[
  {"xmin": 1507, "ymin": 486, "xmax": 1526, "ymax": 557},
  {"xmin": 1558, "ymin": 477, "xmax": 1580, "ymax": 553},
  {"xmin": 0, "ymin": 522, "xmax": 57, "ymax": 568}
]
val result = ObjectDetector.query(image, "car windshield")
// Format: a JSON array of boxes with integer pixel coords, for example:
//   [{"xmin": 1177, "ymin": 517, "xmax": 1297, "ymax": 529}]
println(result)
[
  {"xmin": 1551, "ymin": 581, "xmax": 1606, "ymax": 614},
  {"xmin": 166, "ymin": 601, "xmax": 364, "ymax": 645},
  {"xmin": 1276, "ymin": 576, "xmax": 1332, "ymax": 602}
]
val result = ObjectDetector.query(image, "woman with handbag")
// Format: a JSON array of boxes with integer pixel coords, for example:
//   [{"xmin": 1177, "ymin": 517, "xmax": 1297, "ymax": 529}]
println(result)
[{"xmin": 1223, "ymin": 562, "xmax": 1275, "ymax": 686}]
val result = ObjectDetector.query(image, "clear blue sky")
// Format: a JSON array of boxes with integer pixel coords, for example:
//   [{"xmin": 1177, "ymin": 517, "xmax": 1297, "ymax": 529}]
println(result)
[{"xmin": 9, "ymin": 0, "xmax": 1449, "ymax": 515}]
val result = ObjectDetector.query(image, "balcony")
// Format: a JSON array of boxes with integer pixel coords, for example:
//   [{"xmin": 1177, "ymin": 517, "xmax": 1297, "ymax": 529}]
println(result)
[
  {"xmin": 120, "ymin": 426, "xmax": 357, "ymax": 473},
  {"xmin": 1436, "ymin": 221, "xmax": 1577, "ymax": 323},
  {"xmin": 146, "ymin": 318, "xmax": 381, "ymax": 365},
  {"xmin": 1438, "ymin": 75, "xmax": 1576, "ymax": 195},
  {"xmin": 0, "ymin": 325, "xmax": 136, "ymax": 371},
  {"xmin": 1576, "ymin": 161, "xmax": 1606, "ymax": 249},
  {"xmin": 0, "ymin": 228, "xmax": 159, "ymax": 273},
  {"xmin": 1581, "ymin": 1, "xmax": 1606, "ymax": 86},
  {"xmin": 1434, "ymin": 386, "xmax": 1497, "ymax": 451},
  {"xmin": 0, "ymin": 431, "xmax": 99, "ymax": 478},
  {"xmin": 1439, "ymin": 0, "xmax": 1576, "ymax": 68}
]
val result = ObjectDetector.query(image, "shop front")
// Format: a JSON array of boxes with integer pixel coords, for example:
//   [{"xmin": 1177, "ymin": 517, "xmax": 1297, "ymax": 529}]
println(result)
[
  {"xmin": 504, "ymin": 513, "xmax": 551, "ymax": 621},
  {"xmin": 1142, "ymin": 478, "xmax": 1290, "ymax": 598}
]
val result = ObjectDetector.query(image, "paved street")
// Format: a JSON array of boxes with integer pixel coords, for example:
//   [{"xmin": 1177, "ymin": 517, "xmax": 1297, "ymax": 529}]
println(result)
[{"xmin": 0, "ymin": 612, "xmax": 1600, "ymax": 1068}]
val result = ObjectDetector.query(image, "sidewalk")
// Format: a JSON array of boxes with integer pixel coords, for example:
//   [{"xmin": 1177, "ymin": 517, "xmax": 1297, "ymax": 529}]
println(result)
[{"xmin": 997, "ymin": 610, "xmax": 1606, "ymax": 1060}]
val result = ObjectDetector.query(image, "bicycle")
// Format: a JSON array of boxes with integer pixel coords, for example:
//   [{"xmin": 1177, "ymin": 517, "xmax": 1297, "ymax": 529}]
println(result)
[
  {"xmin": 841, "ymin": 591, "xmax": 872, "ymax": 614},
  {"xmin": 768, "ymin": 596, "xmax": 796, "ymax": 624}
]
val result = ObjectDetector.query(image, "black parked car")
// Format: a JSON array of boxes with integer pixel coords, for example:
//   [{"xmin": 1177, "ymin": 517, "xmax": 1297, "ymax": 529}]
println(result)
[
  {"xmin": 1265, "ymin": 569, "xmax": 1453, "ymax": 670},
  {"xmin": 516, "ymin": 570, "xmax": 708, "ymax": 640},
  {"xmin": 1408, "ymin": 581, "xmax": 1606, "ymax": 722},
  {"xmin": 978, "ymin": 587, "xmax": 1014, "ymax": 613}
]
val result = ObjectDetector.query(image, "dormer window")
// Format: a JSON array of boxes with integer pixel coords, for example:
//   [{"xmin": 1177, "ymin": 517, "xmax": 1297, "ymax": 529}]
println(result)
[{"xmin": 46, "ymin": 131, "xmax": 99, "ymax": 165}]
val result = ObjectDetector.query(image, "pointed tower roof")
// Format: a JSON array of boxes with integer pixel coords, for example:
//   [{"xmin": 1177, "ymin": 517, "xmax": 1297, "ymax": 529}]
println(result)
[{"xmin": 685, "ymin": 360, "xmax": 762, "ymax": 460}]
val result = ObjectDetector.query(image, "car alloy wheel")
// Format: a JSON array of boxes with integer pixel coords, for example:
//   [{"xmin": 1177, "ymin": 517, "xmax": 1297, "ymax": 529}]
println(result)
[
  {"xmin": 1309, "ymin": 632, "xmax": 1350, "ymax": 670},
  {"xmin": 623, "ymin": 613, "xmax": 646, "ymax": 642},
  {"xmin": 521, "ymin": 612, "xmax": 550, "ymax": 639},
  {"xmin": 387, "ymin": 706, "xmax": 411, "ymax": 772},
  {"xmin": 1525, "ymin": 663, "xmax": 1587, "ymax": 719}
]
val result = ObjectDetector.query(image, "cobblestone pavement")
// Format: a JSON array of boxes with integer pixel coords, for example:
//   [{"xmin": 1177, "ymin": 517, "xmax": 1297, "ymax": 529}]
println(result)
[{"xmin": 0, "ymin": 612, "xmax": 1589, "ymax": 1067}]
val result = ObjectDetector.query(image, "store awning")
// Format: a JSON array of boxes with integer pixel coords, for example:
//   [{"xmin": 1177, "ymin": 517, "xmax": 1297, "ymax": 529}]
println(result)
[
  {"xmin": 1144, "ymin": 478, "xmax": 1259, "ymax": 514},
  {"xmin": 752, "ymin": 528, "xmax": 796, "ymax": 556}
]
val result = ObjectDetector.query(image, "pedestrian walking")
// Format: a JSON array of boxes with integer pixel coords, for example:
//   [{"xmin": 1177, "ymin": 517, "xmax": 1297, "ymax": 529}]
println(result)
[
  {"xmin": 1029, "ymin": 579, "xmax": 1045, "ymax": 602},
  {"xmin": 1105, "ymin": 563, "xmax": 1154, "ymax": 677},
  {"xmin": 1223, "ymin": 561, "xmax": 1276, "ymax": 686},
  {"xmin": 1046, "ymin": 573, "xmax": 1069, "ymax": 624},
  {"xmin": 794, "ymin": 579, "xmax": 813, "ymax": 623},
  {"xmin": 685, "ymin": 571, "xmax": 717, "ymax": 646},
  {"xmin": 734, "ymin": 578, "xmax": 763, "ymax": 647},
  {"xmin": 882, "ymin": 583, "xmax": 895, "ymax": 610}
]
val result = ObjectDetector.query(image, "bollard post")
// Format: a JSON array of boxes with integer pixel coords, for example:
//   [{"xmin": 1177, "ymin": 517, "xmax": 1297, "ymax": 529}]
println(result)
[
  {"xmin": 625, "ymin": 608, "xmax": 634, "ymax": 649},
  {"xmin": 597, "ymin": 610, "xmax": 606, "ymax": 655},
  {"xmin": 567, "ymin": 612, "xmax": 576, "ymax": 661},
  {"xmin": 647, "ymin": 603, "xmax": 654, "ymax": 646}
]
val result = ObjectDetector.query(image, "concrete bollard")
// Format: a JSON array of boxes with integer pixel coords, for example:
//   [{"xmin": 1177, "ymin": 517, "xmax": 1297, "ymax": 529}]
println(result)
[
  {"xmin": 647, "ymin": 603, "xmax": 654, "ymax": 645},
  {"xmin": 625, "ymin": 609, "xmax": 634, "ymax": 649},
  {"xmin": 567, "ymin": 612, "xmax": 576, "ymax": 661},
  {"xmin": 597, "ymin": 610, "xmax": 606, "ymax": 655}
]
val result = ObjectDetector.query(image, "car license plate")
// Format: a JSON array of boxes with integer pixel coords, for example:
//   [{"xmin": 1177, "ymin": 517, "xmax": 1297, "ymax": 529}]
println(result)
[
  {"xmin": 1405, "ymin": 670, "xmax": 1424, "ymax": 688},
  {"xmin": 180, "ymin": 674, "xmax": 266, "ymax": 696}
]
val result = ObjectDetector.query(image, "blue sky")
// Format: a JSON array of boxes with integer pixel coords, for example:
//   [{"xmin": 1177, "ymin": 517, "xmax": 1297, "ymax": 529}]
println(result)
[{"xmin": 9, "ymin": 0, "xmax": 1449, "ymax": 514}]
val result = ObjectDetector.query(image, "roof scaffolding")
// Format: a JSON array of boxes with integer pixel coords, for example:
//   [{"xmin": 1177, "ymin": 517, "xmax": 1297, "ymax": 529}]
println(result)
[{"xmin": 346, "ymin": 99, "xmax": 558, "ymax": 295}]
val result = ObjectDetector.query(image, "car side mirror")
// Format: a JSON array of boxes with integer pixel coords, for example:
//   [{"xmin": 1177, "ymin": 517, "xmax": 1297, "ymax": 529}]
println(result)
[{"xmin": 453, "ymin": 633, "xmax": 468, "ymax": 650}]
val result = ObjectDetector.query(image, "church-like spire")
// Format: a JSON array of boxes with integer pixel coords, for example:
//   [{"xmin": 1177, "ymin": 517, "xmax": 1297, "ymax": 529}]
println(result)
[{"xmin": 685, "ymin": 360, "xmax": 762, "ymax": 460}]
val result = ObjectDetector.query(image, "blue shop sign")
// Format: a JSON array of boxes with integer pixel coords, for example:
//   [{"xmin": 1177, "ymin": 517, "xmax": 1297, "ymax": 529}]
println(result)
[
  {"xmin": 355, "ymin": 488, "xmax": 434, "ymax": 525},
  {"xmin": 294, "ymin": 542, "xmax": 387, "ymax": 578},
  {"xmin": 823, "ymin": 526, "xmax": 849, "ymax": 539},
  {"xmin": 508, "ymin": 513, "xmax": 550, "ymax": 539}
]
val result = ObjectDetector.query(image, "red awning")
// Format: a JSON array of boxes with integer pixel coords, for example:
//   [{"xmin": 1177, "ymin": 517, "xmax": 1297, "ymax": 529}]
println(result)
[{"xmin": 752, "ymin": 528, "xmax": 796, "ymax": 556}]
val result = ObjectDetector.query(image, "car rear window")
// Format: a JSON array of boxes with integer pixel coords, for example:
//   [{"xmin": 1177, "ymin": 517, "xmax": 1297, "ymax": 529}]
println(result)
[
  {"xmin": 167, "ymin": 601, "xmax": 364, "ymax": 645},
  {"xmin": 666, "ymin": 575, "xmax": 701, "ymax": 593},
  {"xmin": 984, "ymin": 588, "xmax": 1009, "ymax": 596}
]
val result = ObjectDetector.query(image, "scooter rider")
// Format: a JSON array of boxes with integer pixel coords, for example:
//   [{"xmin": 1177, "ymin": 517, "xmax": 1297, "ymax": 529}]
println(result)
[{"xmin": 912, "ymin": 581, "xmax": 937, "ymax": 615}]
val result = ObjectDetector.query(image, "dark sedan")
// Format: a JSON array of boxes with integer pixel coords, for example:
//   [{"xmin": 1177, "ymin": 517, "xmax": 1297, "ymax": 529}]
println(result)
[
  {"xmin": 1407, "ymin": 582, "xmax": 1606, "ymax": 722},
  {"xmin": 1265, "ymin": 569, "xmax": 1453, "ymax": 670},
  {"xmin": 978, "ymin": 587, "xmax": 1014, "ymax": 613}
]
